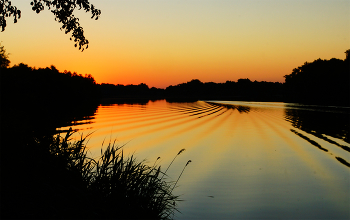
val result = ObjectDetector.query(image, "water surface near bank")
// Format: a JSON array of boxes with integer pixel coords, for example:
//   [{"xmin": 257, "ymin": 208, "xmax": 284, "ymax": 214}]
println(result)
[{"xmin": 58, "ymin": 100, "xmax": 350, "ymax": 219}]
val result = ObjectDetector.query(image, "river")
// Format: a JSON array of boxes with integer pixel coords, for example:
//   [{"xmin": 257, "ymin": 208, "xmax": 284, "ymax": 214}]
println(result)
[{"xmin": 58, "ymin": 100, "xmax": 350, "ymax": 219}]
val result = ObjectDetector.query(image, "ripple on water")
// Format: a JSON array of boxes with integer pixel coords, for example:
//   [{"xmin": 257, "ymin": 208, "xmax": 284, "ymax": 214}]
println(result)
[{"xmin": 58, "ymin": 100, "xmax": 350, "ymax": 219}]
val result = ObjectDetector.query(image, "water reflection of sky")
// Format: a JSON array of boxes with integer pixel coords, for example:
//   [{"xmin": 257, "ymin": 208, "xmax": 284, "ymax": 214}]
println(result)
[{"xmin": 58, "ymin": 100, "xmax": 350, "ymax": 219}]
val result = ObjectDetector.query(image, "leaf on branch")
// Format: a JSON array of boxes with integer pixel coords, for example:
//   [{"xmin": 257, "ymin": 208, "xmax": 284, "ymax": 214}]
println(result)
[
  {"xmin": 1, "ymin": 0, "xmax": 101, "ymax": 51},
  {"xmin": 1, "ymin": 0, "xmax": 21, "ymax": 31}
]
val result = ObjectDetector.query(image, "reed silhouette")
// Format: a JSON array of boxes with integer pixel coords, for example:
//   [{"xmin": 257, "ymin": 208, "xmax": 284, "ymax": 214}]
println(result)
[
  {"xmin": 0, "ymin": 60, "xmax": 191, "ymax": 218},
  {"xmin": 171, "ymin": 160, "xmax": 192, "ymax": 193},
  {"xmin": 1, "ymin": 128, "xmax": 187, "ymax": 219},
  {"xmin": 162, "ymin": 149, "xmax": 186, "ymax": 178}
]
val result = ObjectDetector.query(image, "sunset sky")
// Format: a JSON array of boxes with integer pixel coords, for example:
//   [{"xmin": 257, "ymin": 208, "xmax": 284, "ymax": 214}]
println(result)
[{"xmin": 1, "ymin": 0, "xmax": 349, "ymax": 88}]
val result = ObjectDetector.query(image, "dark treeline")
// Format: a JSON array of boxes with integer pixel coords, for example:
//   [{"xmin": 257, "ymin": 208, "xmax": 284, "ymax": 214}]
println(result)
[
  {"xmin": 0, "ymin": 63, "xmax": 99, "ymax": 135},
  {"xmin": 1, "ymin": 63, "xmax": 99, "ymax": 105},
  {"xmin": 1, "ymin": 62, "xmax": 100, "ymax": 136},
  {"xmin": 99, "ymin": 50, "xmax": 349, "ymax": 106},
  {"xmin": 99, "ymin": 83, "xmax": 164, "ymax": 103},
  {"xmin": 0, "ymin": 65, "xmax": 102, "ymax": 218},
  {"xmin": 284, "ymin": 50, "xmax": 350, "ymax": 106},
  {"xmin": 164, "ymin": 78, "xmax": 284, "ymax": 102},
  {"xmin": 1, "ymin": 49, "xmax": 349, "ymax": 107},
  {"xmin": 0, "ymin": 63, "xmax": 285, "ymax": 105},
  {"xmin": 98, "ymin": 79, "xmax": 284, "ymax": 102},
  {"xmin": 1, "ymin": 61, "xmax": 181, "ymax": 218}
]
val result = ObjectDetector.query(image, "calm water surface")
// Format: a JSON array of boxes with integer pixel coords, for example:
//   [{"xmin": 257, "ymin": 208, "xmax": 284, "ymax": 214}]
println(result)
[{"xmin": 59, "ymin": 100, "xmax": 350, "ymax": 219}]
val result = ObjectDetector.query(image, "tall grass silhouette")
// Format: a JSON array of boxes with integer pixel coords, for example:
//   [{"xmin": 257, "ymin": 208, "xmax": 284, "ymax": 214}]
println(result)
[
  {"xmin": 171, "ymin": 160, "xmax": 192, "ymax": 193},
  {"xmin": 161, "ymin": 149, "xmax": 186, "ymax": 180},
  {"xmin": 34, "ymin": 128, "xmax": 189, "ymax": 219}
]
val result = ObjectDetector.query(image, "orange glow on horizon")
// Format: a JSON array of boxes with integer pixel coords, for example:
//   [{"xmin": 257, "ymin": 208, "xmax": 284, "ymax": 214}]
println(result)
[{"xmin": 1, "ymin": 0, "xmax": 349, "ymax": 88}]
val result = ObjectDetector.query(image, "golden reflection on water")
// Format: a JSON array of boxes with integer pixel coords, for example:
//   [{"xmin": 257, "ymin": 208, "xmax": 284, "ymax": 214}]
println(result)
[{"xmin": 58, "ymin": 100, "xmax": 350, "ymax": 219}]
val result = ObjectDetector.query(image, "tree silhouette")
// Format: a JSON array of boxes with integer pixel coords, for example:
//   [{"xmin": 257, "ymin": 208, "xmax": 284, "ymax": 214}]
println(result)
[
  {"xmin": 164, "ymin": 78, "xmax": 283, "ymax": 102},
  {"xmin": 0, "ymin": 0, "xmax": 101, "ymax": 51},
  {"xmin": 0, "ymin": 42, "xmax": 10, "ymax": 68},
  {"xmin": 0, "ymin": 0, "xmax": 21, "ymax": 31},
  {"xmin": 284, "ymin": 50, "xmax": 350, "ymax": 106}
]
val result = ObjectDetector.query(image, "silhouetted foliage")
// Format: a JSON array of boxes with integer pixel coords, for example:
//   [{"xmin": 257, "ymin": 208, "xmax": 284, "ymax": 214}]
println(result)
[
  {"xmin": 1, "ymin": 63, "xmax": 99, "ymax": 105},
  {"xmin": 284, "ymin": 50, "xmax": 350, "ymax": 106},
  {"xmin": 1, "ymin": 129, "xmax": 181, "ymax": 219},
  {"xmin": 0, "ymin": 42, "xmax": 10, "ymax": 68},
  {"xmin": 345, "ymin": 49, "xmax": 350, "ymax": 62},
  {"xmin": 165, "ymin": 79, "xmax": 284, "ymax": 102},
  {"xmin": 99, "ymin": 83, "xmax": 165, "ymax": 102},
  {"xmin": 1, "ymin": 0, "xmax": 101, "ymax": 51},
  {"xmin": 0, "ymin": 48, "xmax": 190, "ymax": 218},
  {"xmin": 0, "ymin": 0, "xmax": 21, "ymax": 31},
  {"xmin": 0, "ymin": 61, "xmax": 100, "ymax": 149},
  {"xmin": 0, "ymin": 65, "xmax": 101, "ymax": 218},
  {"xmin": 97, "ymin": 78, "xmax": 255, "ymax": 103},
  {"xmin": 0, "ymin": 61, "xmax": 183, "ymax": 219}
]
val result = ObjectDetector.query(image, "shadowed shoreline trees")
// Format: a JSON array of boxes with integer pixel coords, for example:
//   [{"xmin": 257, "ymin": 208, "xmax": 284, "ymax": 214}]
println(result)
[
  {"xmin": 1, "ymin": 63, "xmax": 99, "ymax": 105},
  {"xmin": 0, "ymin": 52, "xmax": 183, "ymax": 220},
  {"xmin": 99, "ymin": 83, "xmax": 165, "ymax": 103},
  {"xmin": 1, "ymin": 46, "xmax": 349, "ymax": 107},
  {"xmin": 0, "ymin": 60, "xmax": 101, "ymax": 144},
  {"xmin": 1, "ymin": 50, "xmax": 349, "ymax": 106},
  {"xmin": 0, "ymin": 62, "xmax": 100, "ymax": 138},
  {"xmin": 164, "ymin": 78, "xmax": 284, "ymax": 102},
  {"xmin": 284, "ymin": 50, "xmax": 350, "ymax": 106},
  {"xmin": 98, "ymin": 79, "xmax": 284, "ymax": 103},
  {"xmin": 98, "ymin": 49, "xmax": 349, "ymax": 106}
]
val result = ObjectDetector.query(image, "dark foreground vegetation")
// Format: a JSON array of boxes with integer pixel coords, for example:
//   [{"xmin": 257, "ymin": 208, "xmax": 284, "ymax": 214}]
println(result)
[
  {"xmin": 1, "ymin": 128, "xmax": 185, "ymax": 219},
  {"xmin": 1, "ymin": 44, "xmax": 187, "ymax": 219}
]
